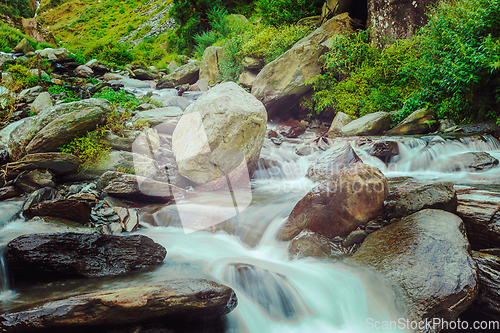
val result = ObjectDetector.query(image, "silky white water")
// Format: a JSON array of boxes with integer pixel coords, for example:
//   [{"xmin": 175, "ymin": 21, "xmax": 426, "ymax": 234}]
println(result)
[{"xmin": 2, "ymin": 133, "xmax": 500, "ymax": 331}]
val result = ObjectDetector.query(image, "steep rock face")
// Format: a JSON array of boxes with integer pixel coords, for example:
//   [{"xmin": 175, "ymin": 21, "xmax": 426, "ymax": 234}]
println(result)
[
  {"xmin": 350, "ymin": 209, "xmax": 478, "ymax": 331},
  {"xmin": 368, "ymin": 0, "xmax": 439, "ymax": 46},
  {"xmin": 251, "ymin": 13, "xmax": 353, "ymax": 120},
  {"xmin": 5, "ymin": 233, "xmax": 166, "ymax": 284},
  {"xmin": 0, "ymin": 279, "xmax": 237, "ymax": 333},
  {"xmin": 279, "ymin": 163, "xmax": 388, "ymax": 240}
]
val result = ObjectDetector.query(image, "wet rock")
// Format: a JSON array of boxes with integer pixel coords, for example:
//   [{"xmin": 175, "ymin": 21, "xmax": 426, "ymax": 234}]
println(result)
[
  {"xmin": 456, "ymin": 199, "xmax": 500, "ymax": 250},
  {"xmin": 453, "ymin": 152, "xmax": 499, "ymax": 172},
  {"xmin": 5, "ymin": 232, "xmax": 166, "ymax": 283},
  {"xmin": 279, "ymin": 163, "xmax": 388, "ymax": 240},
  {"xmin": 387, "ymin": 108, "xmax": 436, "ymax": 135},
  {"xmin": 103, "ymin": 130, "xmax": 142, "ymax": 151},
  {"xmin": 108, "ymin": 78, "xmax": 151, "ymax": 89},
  {"xmin": 389, "ymin": 181, "xmax": 457, "ymax": 219},
  {"xmin": 29, "ymin": 199, "xmax": 91, "ymax": 224},
  {"xmin": 288, "ymin": 230, "xmax": 349, "ymax": 259},
  {"xmin": 157, "ymin": 61, "xmax": 200, "ymax": 89},
  {"xmin": 96, "ymin": 171, "xmax": 175, "ymax": 202},
  {"xmin": 350, "ymin": 209, "xmax": 478, "ymax": 327},
  {"xmin": 199, "ymin": 46, "xmax": 223, "ymax": 83},
  {"xmin": 369, "ymin": 140, "xmax": 399, "ymax": 162},
  {"xmin": 342, "ymin": 230, "xmax": 368, "ymax": 247},
  {"xmin": 327, "ymin": 112, "xmax": 352, "ymax": 137},
  {"xmin": 460, "ymin": 120, "xmax": 500, "ymax": 136},
  {"xmin": 340, "ymin": 112, "xmax": 391, "ymax": 136},
  {"xmin": 132, "ymin": 107, "xmax": 183, "ymax": 127},
  {"xmin": 8, "ymin": 98, "xmax": 112, "ymax": 161},
  {"xmin": 16, "ymin": 169, "xmax": 55, "ymax": 192},
  {"xmin": 25, "ymin": 106, "xmax": 107, "ymax": 155},
  {"xmin": 173, "ymin": 82, "xmax": 267, "ymax": 185},
  {"xmin": 0, "ymin": 147, "xmax": 8, "ymax": 165},
  {"xmin": 306, "ymin": 142, "xmax": 361, "ymax": 182},
  {"xmin": 12, "ymin": 38, "xmax": 34, "ymax": 54},
  {"xmin": 30, "ymin": 92, "xmax": 53, "ymax": 115},
  {"xmin": 222, "ymin": 263, "xmax": 299, "ymax": 320},
  {"xmin": 368, "ymin": 0, "xmax": 438, "ymax": 47},
  {"xmin": 0, "ymin": 186, "xmax": 22, "ymax": 201},
  {"xmin": 0, "ymin": 279, "xmax": 235, "ymax": 333},
  {"xmin": 5, "ymin": 153, "xmax": 80, "ymax": 176},
  {"xmin": 251, "ymin": 13, "xmax": 353, "ymax": 120},
  {"xmin": 461, "ymin": 251, "xmax": 500, "ymax": 320},
  {"xmin": 22, "ymin": 187, "xmax": 57, "ymax": 219},
  {"xmin": 35, "ymin": 48, "xmax": 71, "ymax": 60},
  {"xmin": 275, "ymin": 120, "xmax": 306, "ymax": 138},
  {"xmin": 439, "ymin": 118, "xmax": 457, "ymax": 132}
]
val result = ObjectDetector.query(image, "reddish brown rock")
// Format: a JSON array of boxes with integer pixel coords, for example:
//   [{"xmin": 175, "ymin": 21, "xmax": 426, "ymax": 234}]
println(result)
[
  {"xmin": 279, "ymin": 163, "xmax": 388, "ymax": 241},
  {"xmin": 0, "ymin": 279, "xmax": 236, "ymax": 333},
  {"xmin": 369, "ymin": 140, "xmax": 399, "ymax": 161},
  {"xmin": 275, "ymin": 120, "xmax": 306, "ymax": 138},
  {"xmin": 306, "ymin": 142, "xmax": 361, "ymax": 182},
  {"xmin": 29, "ymin": 199, "xmax": 91, "ymax": 224}
]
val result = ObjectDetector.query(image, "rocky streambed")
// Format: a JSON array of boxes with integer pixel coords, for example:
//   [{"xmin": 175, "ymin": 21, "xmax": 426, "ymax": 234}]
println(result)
[{"xmin": 2, "ymin": 47, "xmax": 500, "ymax": 332}]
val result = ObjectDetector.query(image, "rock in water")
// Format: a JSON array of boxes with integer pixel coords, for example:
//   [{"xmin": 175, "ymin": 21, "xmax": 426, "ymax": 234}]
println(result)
[
  {"xmin": 388, "ymin": 181, "xmax": 457, "ymax": 219},
  {"xmin": 460, "ymin": 251, "xmax": 500, "ymax": 320},
  {"xmin": 349, "ymin": 209, "xmax": 478, "ymax": 329},
  {"xmin": 456, "ymin": 199, "xmax": 500, "ymax": 250},
  {"xmin": 340, "ymin": 112, "xmax": 391, "ymax": 136},
  {"xmin": 172, "ymin": 82, "xmax": 267, "ymax": 185},
  {"xmin": 279, "ymin": 163, "xmax": 388, "ymax": 241},
  {"xmin": 28, "ymin": 199, "xmax": 91, "ymax": 224},
  {"xmin": 306, "ymin": 142, "xmax": 361, "ymax": 182},
  {"xmin": 387, "ymin": 108, "xmax": 436, "ymax": 135},
  {"xmin": 453, "ymin": 152, "xmax": 499, "ymax": 172},
  {"xmin": 5, "ymin": 233, "xmax": 166, "ymax": 284},
  {"xmin": 327, "ymin": 112, "xmax": 352, "ymax": 137},
  {"xmin": 251, "ymin": 13, "xmax": 353, "ymax": 120},
  {"xmin": 0, "ymin": 279, "xmax": 237, "ymax": 333},
  {"xmin": 275, "ymin": 120, "xmax": 306, "ymax": 138}
]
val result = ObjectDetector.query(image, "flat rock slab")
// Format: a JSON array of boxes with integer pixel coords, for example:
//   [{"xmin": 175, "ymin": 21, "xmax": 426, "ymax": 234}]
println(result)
[
  {"xmin": 5, "ymin": 153, "xmax": 80, "ymax": 176},
  {"xmin": 29, "ymin": 199, "xmax": 91, "ymax": 224},
  {"xmin": 456, "ymin": 199, "xmax": 500, "ymax": 250},
  {"xmin": 0, "ymin": 279, "xmax": 237, "ymax": 333},
  {"xmin": 5, "ymin": 233, "xmax": 166, "ymax": 284},
  {"xmin": 349, "ymin": 209, "xmax": 478, "ymax": 329}
]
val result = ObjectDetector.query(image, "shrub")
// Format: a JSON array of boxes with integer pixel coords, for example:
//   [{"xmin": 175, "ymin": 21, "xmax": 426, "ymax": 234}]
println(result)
[
  {"xmin": 255, "ymin": 0, "xmax": 323, "ymax": 26},
  {"xmin": 397, "ymin": 0, "xmax": 500, "ymax": 123},
  {"xmin": 59, "ymin": 127, "xmax": 110, "ymax": 170},
  {"xmin": 307, "ymin": 31, "xmax": 420, "ymax": 118},
  {"xmin": 82, "ymin": 40, "xmax": 134, "ymax": 66}
]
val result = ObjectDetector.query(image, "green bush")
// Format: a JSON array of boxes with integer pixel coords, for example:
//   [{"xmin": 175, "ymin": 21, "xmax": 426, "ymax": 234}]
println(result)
[
  {"xmin": 0, "ymin": 0, "xmax": 34, "ymax": 18},
  {"xmin": 82, "ymin": 40, "xmax": 134, "ymax": 67},
  {"xmin": 59, "ymin": 127, "xmax": 110, "ymax": 170},
  {"xmin": 397, "ymin": 0, "xmax": 500, "ymax": 123},
  {"xmin": 255, "ymin": 0, "xmax": 323, "ymax": 26},
  {"xmin": 307, "ymin": 31, "xmax": 420, "ymax": 118},
  {"xmin": 0, "ymin": 22, "xmax": 37, "ymax": 53}
]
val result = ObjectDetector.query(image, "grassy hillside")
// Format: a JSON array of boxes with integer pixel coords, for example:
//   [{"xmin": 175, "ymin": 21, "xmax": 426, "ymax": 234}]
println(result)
[{"xmin": 0, "ymin": 0, "xmax": 35, "ymax": 18}]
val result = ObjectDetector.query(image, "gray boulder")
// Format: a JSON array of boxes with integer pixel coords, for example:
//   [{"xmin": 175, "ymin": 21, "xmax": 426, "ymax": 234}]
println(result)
[{"xmin": 340, "ymin": 112, "xmax": 391, "ymax": 136}]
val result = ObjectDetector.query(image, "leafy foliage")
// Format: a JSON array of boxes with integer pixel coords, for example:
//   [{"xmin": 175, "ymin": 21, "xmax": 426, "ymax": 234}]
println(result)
[
  {"xmin": 309, "ymin": 0, "xmax": 500, "ymax": 124},
  {"xmin": 59, "ymin": 127, "xmax": 109, "ymax": 170},
  {"xmin": 0, "ymin": 0, "xmax": 34, "ymax": 17},
  {"xmin": 82, "ymin": 40, "xmax": 134, "ymax": 67},
  {"xmin": 255, "ymin": 0, "xmax": 323, "ymax": 26}
]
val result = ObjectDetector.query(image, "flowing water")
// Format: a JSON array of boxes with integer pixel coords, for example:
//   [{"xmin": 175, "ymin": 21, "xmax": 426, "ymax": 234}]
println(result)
[{"xmin": 1, "ymin": 132, "xmax": 500, "ymax": 332}]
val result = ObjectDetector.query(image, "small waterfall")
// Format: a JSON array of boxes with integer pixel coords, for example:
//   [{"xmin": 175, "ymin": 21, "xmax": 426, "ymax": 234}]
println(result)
[{"xmin": 0, "ymin": 246, "xmax": 9, "ymax": 292}]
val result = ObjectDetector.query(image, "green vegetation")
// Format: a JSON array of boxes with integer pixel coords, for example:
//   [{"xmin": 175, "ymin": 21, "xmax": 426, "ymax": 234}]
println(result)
[
  {"xmin": 255, "ymin": 0, "xmax": 323, "ymax": 26},
  {"xmin": 47, "ymin": 85, "xmax": 81, "ymax": 103},
  {"xmin": 59, "ymin": 126, "xmax": 110, "ymax": 170},
  {"xmin": 0, "ymin": 21, "xmax": 54, "ymax": 53},
  {"xmin": 309, "ymin": 0, "xmax": 500, "ymax": 124},
  {"xmin": 0, "ymin": 0, "xmax": 34, "ymax": 18},
  {"xmin": 82, "ymin": 40, "xmax": 134, "ymax": 67}
]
